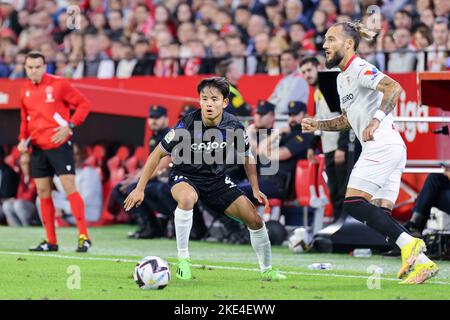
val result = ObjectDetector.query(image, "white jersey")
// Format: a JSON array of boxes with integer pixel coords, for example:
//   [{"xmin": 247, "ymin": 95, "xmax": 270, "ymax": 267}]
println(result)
[{"xmin": 336, "ymin": 56, "xmax": 405, "ymax": 148}]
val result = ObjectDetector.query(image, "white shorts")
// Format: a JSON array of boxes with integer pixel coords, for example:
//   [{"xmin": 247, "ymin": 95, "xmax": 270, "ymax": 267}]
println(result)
[{"xmin": 347, "ymin": 143, "xmax": 407, "ymax": 204}]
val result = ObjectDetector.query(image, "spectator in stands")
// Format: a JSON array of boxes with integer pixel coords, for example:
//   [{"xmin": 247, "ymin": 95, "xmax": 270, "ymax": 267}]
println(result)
[
  {"xmin": 312, "ymin": 9, "xmax": 328, "ymax": 51},
  {"xmin": 420, "ymin": 8, "xmax": 436, "ymax": 29},
  {"xmin": 284, "ymin": 0, "xmax": 312, "ymax": 30},
  {"xmin": 215, "ymin": 59, "xmax": 252, "ymax": 117},
  {"xmin": 0, "ymin": 0, "xmax": 22, "ymax": 36},
  {"xmin": 425, "ymin": 17, "xmax": 449, "ymax": 71},
  {"xmin": 268, "ymin": 49, "xmax": 309, "ymax": 114},
  {"xmin": 246, "ymin": 14, "xmax": 269, "ymax": 56},
  {"xmin": 393, "ymin": 10, "xmax": 413, "ymax": 30},
  {"xmin": 339, "ymin": 0, "xmax": 361, "ymax": 21},
  {"xmin": 404, "ymin": 167, "xmax": 450, "ymax": 236},
  {"xmin": 131, "ymin": 38, "xmax": 156, "ymax": 76},
  {"xmin": 0, "ymin": 146, "xmax": 19, "ymax": 225},
  {"xmin": 266, "ymin": 36, "xmax": 289, "ymax": 75},
  {"xmin": 8, "ymin": 49, "xmax": 26, "ymax": 79},
  {"xmin": 106, "ymin": 9, "xmax": 125, "ymax": 41},
  {"xmin": 226, "ymin": 34, "xmax": 257, "ymax": 75},
  {"xmin": 235, "ymin": 5, "xmax": 251, "ymax": 43},
  {"xmin": 414, "ymin": 26, "xmax": 434, "ymax": 71},
  {"xmin": 116, "ymin": 43, "xmax": 137, "ymax": 78},
  {"xmin": 54, "ymin": 52, "xmax": 74, "ymax": 78},
  {"xmin": 111, "ymin": 105, "xmax": 171, "ymax": 239},
  {"xmin": 254, "ymin": 32, "xmax": 270, "ymax": 74},
  {"xmin": 387, "ymin": 28, "xmax": 417, "ymax": 73},
  {"xmin": 433, "ymin": 0, "xmax": 450, "ymax": 17},
  {"xmin": 300, "ymin": 57, "xmax": 348, "ymax": 221},
  {"xmin": 47, "ymin": 144, "xmax": 102, "ymax": 225},
  {"xmin": 288, "ymin": 21, "xmax": 316, "ymax": 54},
  {"xmin": 2, "ymin": 152, "xmax": 38, "ymax": 226},
  {"xmin": 73, "ymin": 32, "xmax": 115, "ymax": 79}
]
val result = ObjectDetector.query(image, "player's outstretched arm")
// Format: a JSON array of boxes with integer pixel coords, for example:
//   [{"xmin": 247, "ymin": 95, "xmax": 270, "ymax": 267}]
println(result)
[
  {"xmin": 362, "ymin": 77, "xmax": 403, "ymax": 142},
  {"xmin": 123, "ymin": 145, "xmax": 167, "ymax": 211},
  {"xmin": 243, "ymin": 155, "xmax": 269, "ymax": 209},
  {"xmin": 302, "ymin": 112, "xmax": 351, "ymax": 132}
]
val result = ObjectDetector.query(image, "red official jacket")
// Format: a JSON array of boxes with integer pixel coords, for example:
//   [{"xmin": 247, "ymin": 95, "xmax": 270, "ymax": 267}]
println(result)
[{"xmin": 19, "ymin": 73, "xmax": 91, "ymax": 150}]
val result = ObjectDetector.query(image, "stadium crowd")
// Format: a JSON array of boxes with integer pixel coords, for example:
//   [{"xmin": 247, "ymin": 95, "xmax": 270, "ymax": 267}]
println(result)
[{"xmin": 0, "ymin": 0, "xmax": 449, "ymax": 80}]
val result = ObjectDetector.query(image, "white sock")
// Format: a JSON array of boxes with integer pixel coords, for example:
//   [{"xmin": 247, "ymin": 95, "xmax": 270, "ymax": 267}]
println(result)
[
  {"xmin": 416, "ymin": 253, "xmax": 432, "ymax": 264},
  {"xmin": 174, "ymin": 207, "xmax": 193, "ymax": 259},
  {"xmin": 395, "ymin": 232, "xmax": 415, "ymax": 249},
  {"xmin": 248, "ymin": 223, "xmax": 272, "ymax": 273}
]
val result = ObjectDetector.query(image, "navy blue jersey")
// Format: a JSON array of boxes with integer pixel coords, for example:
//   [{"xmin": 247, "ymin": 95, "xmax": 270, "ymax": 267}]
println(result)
[{"xmin": 159, "ymin": 110, "xmax": 250, "ymax": 179}]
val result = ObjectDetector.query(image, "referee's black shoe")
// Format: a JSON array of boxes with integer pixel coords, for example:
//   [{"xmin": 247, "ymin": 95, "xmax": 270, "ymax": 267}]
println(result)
[
  {"xmin": 76, "ymin": 234, "xmax": 92, "ymax": 253},
  {"xmin": 29, "ymin": 240, "xmax": 58, "ymax": 252}
]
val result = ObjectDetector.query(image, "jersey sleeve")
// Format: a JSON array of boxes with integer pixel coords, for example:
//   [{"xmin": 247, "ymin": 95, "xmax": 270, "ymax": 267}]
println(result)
[
  {"xmin": 159, "ymin": 121, "xmax": 185, "ymax": 155},
  {"xmin": 356, "ymin": 64, "xmax": 385, "ymax": 90},
  {"xmin": 61, "ymin": 79, "xmax": 91, "ymax": 126}
]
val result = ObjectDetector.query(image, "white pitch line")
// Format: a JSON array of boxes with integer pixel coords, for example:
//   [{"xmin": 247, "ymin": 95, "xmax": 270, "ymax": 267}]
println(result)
[{"xmin": 0, "ymin": 251, "xmax": 448, "ymax": 285}]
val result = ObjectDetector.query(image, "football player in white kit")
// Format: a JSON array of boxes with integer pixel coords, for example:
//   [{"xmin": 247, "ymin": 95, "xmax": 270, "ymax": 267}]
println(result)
[{"xmin": 302, "ymin": 21, "xmax": 438, "ymax": 284}]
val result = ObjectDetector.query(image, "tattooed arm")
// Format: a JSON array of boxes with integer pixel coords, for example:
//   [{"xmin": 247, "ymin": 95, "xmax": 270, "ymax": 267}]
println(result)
[
  {"xmin": 362, "ymin": 76, "xmax": 403, "ymax": 142},
  {"xmin": 301, "ymin": 111, "xmax": 351, "ymax": 132},
  {"xmin": 374, "ymin": 76, "xmax": 403, "ymax": 117}
]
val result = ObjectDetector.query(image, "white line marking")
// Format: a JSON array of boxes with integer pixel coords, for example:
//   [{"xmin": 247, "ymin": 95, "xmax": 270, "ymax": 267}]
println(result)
[{"xmin": 0, "ymin": 251, "xmax": 448, "ymax": 285}]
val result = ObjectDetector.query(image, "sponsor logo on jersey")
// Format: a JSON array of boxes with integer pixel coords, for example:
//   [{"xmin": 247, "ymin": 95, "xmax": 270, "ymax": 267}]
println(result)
[
  {"xmin": 341, "ymin": 93, "xmax": 354, "ymax": 104},
  {"xmin": 191, "ymin": 141, "xmax": 227, "ymax": 151}
]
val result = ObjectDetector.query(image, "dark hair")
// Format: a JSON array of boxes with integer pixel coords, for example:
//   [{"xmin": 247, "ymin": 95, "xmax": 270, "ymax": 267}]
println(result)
[
  {"xmin": 215, "ymin": 59, "xmax": 233, "ymax": 77},
  {"xmin": 25, "ymin": 51, "xmax": 46, "ymax": 64},
  {"xmin": 396, "ymin": 9, "xmax": 412, "ymax": 18},
  {"xmin": 281, "ymin": 48, "xmax": 299, "ymax": 60},
  {"xmin": 197, "ymin": 77, "xmax": 230, "ymax": 99},
  {"xmin": 332, "ymin": 21, "xmax": 377, "ymax": 50},
  {"xmin": 109, "ymin": 9, "xmax": 123, "ymax": 18},
  {"xmin": 299, "ymin": 56, "xmax": 320, "ymax": 68}
]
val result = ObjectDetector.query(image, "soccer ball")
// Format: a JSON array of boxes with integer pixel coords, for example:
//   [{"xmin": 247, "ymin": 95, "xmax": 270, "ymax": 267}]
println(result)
[
  {"xmin": 133, "ymin": 256, "xmax": 171, "ymax": 290},
  {"xmin": 288, "ymin": 227, "xmax": 311, "ymax": 253}
]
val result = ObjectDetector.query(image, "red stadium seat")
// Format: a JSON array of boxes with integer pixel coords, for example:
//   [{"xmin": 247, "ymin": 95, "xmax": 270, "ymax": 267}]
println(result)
[
  {"xmin": 4, "ymin": 146, "xmax": 21, "ymax": 173},
  {"xmin": 107, "ymin": 146, "xmax": 130, "ymax": 186},
  {"xmin": 315, "ymin": 155, "xmax": 333, "ymax": 218},
  {"xmin": 124, "ymin": 146, "xmax": 146, "ymax": 174},
  {"xmin": 84, "ymin": 144, "xmax": 106, "ymax": 168},
  {"xmin": 295, "ymin": 159, "xmax": 318, "ymax": 207}
]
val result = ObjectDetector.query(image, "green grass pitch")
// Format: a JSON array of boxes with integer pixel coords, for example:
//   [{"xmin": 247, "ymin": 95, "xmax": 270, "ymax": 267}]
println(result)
[{"xmin": 0, "ymin": 225, "xmax": 449, "ymax": 300}]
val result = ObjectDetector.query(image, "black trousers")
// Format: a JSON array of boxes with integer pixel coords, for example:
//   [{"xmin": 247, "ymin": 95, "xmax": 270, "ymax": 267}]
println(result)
[{"xmin": 325, "ymin": 151, "xmax": 349, "ymax": 221}]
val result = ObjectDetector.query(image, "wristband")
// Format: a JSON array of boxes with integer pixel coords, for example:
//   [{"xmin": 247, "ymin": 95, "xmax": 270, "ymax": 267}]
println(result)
[{"xmin": 373, "ymin": 110, "xmax": 386, "ymax": 122}]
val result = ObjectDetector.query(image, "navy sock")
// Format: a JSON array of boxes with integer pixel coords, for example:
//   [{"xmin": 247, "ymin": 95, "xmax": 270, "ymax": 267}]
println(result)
[{"xmin": 343, "ymin": 197, "xmax": 405, "ymax": 246}]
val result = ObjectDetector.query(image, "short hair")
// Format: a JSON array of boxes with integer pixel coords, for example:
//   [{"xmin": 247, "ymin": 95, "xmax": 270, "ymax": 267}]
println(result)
[
  {"xmin": 25, "ymin": 51, "xmax": 46, "ymax": 64},
  {"xmin": 197, "ymin": 77, "xmax": 230, "ymax": 99},
  {"xmin": 434, "ymin": 17, "xmax": 449, "ymax": 29},
  {"xmin": 215, "ymin": 59, "xmax": 233, "ymax": 77},
  {"xmin": 396, "ymin": 9, "xmax": 412, "ymax": 18},
  {"xmin": 299, "ymin": 56, "xmax": 320, "ymax": 68},
  {"xmin": 281, "ymin": 48, "xmax": 299, "ymax": 60}
]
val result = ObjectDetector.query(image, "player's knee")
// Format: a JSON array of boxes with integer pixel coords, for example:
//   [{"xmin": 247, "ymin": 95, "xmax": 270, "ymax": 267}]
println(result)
[
  {"xmin": 36, "ymin": 186, "xmax": 51, "ymax": 199},
  {"xmin": 177, "ymin": 194, "xmax": 197, "ymax": 210},
  {"xmin": 247, "ymin": 213, "xmax": 263, "ymax": 230}
]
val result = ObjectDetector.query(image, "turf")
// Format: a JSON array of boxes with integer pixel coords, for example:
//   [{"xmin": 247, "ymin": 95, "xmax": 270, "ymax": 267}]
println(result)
[{"xmin": 0, "ymin": 225, "xmax": 449, "ymax": 300}]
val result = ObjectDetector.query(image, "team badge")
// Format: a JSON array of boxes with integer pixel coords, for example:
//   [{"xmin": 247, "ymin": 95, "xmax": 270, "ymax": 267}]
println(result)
[{"xmin": 45, "ymin": 86, "xmax": 55, "ymax": 103}]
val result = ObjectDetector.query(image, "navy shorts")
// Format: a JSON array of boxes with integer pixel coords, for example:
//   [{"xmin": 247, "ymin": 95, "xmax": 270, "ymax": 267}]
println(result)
[
  {"xmin": 31, "ymin": 141, "xmax": 75, "ymax": 178},
  {"xmin": 168, "ymin": 171, "xmax": 244, "ymax": 213}
]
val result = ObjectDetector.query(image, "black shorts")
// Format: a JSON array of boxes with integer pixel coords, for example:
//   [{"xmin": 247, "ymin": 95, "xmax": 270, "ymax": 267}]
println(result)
[
  {"xmin": 168, "ymin": 171, "xmax": 244, "ymax": 213},
  {"xmin": 31, "ymin": 141, "xmax": 75, "ymax": 178}
]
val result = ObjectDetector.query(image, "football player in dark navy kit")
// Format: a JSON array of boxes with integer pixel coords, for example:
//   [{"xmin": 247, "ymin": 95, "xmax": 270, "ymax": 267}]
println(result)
[{"xmin": 124, "ymin": 77, "xmax": 286, "ymax": 281}]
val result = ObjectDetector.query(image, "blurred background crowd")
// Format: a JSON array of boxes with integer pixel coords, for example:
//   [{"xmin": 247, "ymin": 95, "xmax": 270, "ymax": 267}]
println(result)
[{"xmin": 0, "ymin": 0, "xmax": 449, "ymax": 80}]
